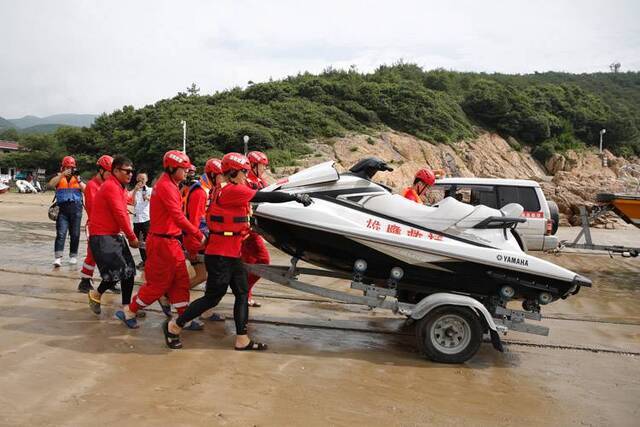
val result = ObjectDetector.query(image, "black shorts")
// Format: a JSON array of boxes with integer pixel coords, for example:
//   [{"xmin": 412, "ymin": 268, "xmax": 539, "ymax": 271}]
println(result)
[{"xmin": 89, "ymin": 235, "xmax": 136, "ymax": 282}]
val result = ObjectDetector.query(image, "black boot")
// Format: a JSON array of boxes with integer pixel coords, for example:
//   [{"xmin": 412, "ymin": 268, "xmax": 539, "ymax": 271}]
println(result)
[
  {"xmin": 107, "ymin": 283, "xmax": 121, "ymax": 294},
  {"xmin": 77, "ymin": 278, "xmax": 94, "ymax": 293}
]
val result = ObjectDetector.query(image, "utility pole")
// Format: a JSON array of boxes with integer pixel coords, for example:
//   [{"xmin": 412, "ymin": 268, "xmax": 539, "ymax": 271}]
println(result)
[
  {"xmin": 181, "ymin": 120, "xmax": 187, "ymax": 153},
  {"xmin": 243, "ymin": 135, "xmax": 250, "ymax": 155}
]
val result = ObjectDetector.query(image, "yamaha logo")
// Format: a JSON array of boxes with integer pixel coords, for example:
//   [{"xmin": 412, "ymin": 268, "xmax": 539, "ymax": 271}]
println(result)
[{"xmin": 497, "ymin": 254, "xmax": 528, "ymax": 267}]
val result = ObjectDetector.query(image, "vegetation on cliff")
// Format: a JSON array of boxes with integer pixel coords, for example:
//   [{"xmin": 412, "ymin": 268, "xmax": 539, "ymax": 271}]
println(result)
[{"xmin": 1, "ymin": 63, "xmax": 638, "ymax": 174}]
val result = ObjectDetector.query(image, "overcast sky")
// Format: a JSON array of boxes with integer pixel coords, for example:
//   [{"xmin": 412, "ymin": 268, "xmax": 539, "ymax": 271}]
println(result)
[{"xmin": 1, "ymin": 0, "xmax": 639, "ymax": 118}]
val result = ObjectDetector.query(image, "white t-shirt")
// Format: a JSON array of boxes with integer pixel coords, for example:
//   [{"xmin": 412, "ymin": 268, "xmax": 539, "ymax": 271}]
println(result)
[{"xmin": 133, "ymin": 185, "xmax": 152, "ymax": 223}]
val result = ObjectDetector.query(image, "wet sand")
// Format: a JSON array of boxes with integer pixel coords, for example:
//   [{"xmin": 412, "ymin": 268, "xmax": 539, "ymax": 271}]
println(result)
[{"xmin": 1, "ymin": 192, "xmax": 639, "ymax": 426}]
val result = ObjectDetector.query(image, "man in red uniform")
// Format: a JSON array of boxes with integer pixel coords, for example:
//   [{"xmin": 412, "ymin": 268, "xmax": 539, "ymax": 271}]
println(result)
[
  {"xmin": 116, "ymin": 150, "xmax": 204, "ymax": 329},
  {"xmin": 164, "ymin": 153, "xmax": 312, "ymax": 350},
  {"xmin": 401, "ymin": 168, "xmax": 436, "ymax": 204},
  {"xmin": 86, "ymin": 156, "xmax": 139, "ymax": 319},
  {"xmin": 77, "ymin": 155, "xmax": 113, "ymax": 293},
  {"xmin": 243, "ymin": 151, "xmax": 271, "ymax": 307}
]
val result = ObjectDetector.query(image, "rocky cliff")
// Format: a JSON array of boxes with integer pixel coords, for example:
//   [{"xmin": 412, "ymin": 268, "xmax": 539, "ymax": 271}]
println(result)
[{"xmin": 274, "ymin": 130, "xmax": 640, "ymax": 227}]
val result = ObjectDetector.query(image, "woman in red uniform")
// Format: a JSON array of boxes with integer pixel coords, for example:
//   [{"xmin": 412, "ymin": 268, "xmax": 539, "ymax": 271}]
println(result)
[
  {"xmin": 242, "ymin": 151, "xmax": 271, "ymax": 307},
  {"xmin": 77, "ymin": 155, "xmax": 113, "ymax": 293},
  {"xmin": 401, "ymin": 168, "xmax": 436, "ymax": 204},
  {"xmin": 116, "ymin": 151, "xmax": 204, "ymax": 329},
  {"xmin": 164, "ymin": 153, "xmax": 312, "ymax": 350}
]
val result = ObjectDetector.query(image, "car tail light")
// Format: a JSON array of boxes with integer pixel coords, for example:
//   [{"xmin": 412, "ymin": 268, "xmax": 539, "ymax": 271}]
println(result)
[{"xmin": 545, "ymin": 219, "xmax": 553, "ymax": 235}]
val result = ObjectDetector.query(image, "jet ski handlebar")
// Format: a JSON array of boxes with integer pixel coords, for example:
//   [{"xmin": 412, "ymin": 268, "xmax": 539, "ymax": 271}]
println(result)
[
  {"xmin": 349, "ymin": 157, "xmax": 394, "ymax": 180},
  {"xmin": 473, "ymin": 216, "xmax": 526, "ymax": 229}
]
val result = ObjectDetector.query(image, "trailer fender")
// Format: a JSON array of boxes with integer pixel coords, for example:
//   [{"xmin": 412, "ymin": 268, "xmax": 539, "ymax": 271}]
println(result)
[{"xmin": 410, "ymin": 293, "xmax": 498, "ymax": 333}]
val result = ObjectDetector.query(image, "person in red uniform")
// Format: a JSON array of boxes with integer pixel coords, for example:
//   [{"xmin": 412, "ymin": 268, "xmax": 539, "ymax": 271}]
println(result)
[
  {"xmin": 180, "ymin": 158, "xmax": 225, "ymax": 326},
  {"xmin": 86, "ymin": 156, "xmax": 139, "ymax": 319},
  {"xmin": 242, "ymin": 151, "xmax": 271, "ymax": 307},
  {"xmin": 164, "ymin": 153, "xmax": 312, "ymax": 350},
  {"xmin": 401, "ymin": 168, "xmax": 436, "ymax": 204},
  {"xmin": 77, "ymin": 155, "xmax": 113, "ymax": 293},
  {"xmin": 116, "ymin": 150, "xmax": 205, "ymax": 329}
]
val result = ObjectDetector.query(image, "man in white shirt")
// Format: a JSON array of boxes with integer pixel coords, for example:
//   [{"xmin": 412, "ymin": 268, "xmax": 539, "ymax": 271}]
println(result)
[{"xmin": 132, "ymin": 172, "xmax": 152, "ymax": 268}]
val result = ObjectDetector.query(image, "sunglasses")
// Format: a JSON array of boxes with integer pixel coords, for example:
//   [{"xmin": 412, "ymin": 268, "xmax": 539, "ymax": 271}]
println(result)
[{"xmin": 116, "ymin": 168, "xmax": 134, "ymax": 175}]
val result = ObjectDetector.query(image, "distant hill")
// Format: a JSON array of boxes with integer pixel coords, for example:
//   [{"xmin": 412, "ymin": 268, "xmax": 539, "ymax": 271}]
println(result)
[
  {"xmin": 0, "ymin": 116, "xmax": 14, "ymax": 129},
  {"xmin": 8, "ymin": 113, "xmax": 97, "ymax": 129},
  {"xmin": 17, "ymin": 123, "xmax": 67, "ymax": 134}
]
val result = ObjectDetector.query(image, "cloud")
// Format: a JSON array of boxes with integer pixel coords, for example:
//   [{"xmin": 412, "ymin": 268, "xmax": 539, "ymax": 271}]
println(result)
[{"xmin": 0, "ymin": 0, "xmax": 638, "ymax": 117}]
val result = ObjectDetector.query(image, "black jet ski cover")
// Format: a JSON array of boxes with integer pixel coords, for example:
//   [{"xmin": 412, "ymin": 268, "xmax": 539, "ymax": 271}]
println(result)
[{"xmin": 349, "ymin": 157, "xmax": 394, "ymax": 180}]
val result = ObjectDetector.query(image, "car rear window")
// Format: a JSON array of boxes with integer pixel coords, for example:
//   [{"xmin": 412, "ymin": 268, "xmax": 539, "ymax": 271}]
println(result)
[{"xmin": 496, "ymin": 186, "xmax": 540, "ymax": 211}]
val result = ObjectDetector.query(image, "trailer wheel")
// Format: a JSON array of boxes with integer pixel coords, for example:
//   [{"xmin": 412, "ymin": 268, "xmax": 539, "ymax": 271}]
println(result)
[{"xmin": 415, "ymin": 306, "xmax": 483, "ymax": 364}]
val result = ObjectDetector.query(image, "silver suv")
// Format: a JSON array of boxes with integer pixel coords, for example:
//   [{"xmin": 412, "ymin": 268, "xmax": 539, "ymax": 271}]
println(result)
[{"xmin": 429, "ymin": 178, "xmax": 559, "ymax": 251}]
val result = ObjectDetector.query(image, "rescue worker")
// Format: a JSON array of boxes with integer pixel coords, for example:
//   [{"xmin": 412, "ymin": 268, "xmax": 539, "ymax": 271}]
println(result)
[
  {"xmin": 181, "ymin": 158, "xmax": 225, "ymax": 325},
  {"xmin": 401, "ymin": 168, "xmax": 436, "ymax": 204},
  {"xmin": 164, "ymin": 153, "xmax": 313, "ymax": 350},
  {"xmin": 243, "ymin": 151, "xmax": 271, "ymax": 307},
  {"xmin": 115, "ymin": 151, "xmax": 205, "ymax": 329},
  {"xmin": 77, "ymin": 155, "xmax": 113, "ymax": 293},
  {"xmin": 48, "ymin": 156, "xmax": 86, "ymax": 267},
  {"xmin": 86, "ymin": 156, "xmax": 140, "ymax": 319}
]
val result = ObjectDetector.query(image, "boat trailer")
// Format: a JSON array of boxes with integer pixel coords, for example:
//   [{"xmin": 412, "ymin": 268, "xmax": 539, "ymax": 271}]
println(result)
[
  {"xmin": 246, "ymin": 258, "xmax": 550, "ymax": 364},
  {"xmin": 559, "ymin": 206, "xmax": 639, "ymax": 257}
]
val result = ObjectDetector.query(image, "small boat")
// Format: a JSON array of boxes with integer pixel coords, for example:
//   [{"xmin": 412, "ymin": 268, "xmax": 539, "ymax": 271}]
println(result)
[
  {"xmin": 0, "ymin": 182, "xmax": 9, "ymax": 194},
  {"xmin": 596, "ymin": 193, "xmax": 640, "ymax": 228}
]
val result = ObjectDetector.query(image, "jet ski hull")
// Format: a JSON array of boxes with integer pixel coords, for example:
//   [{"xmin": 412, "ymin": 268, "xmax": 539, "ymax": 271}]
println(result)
[{"xmin": 255, "ymin": 216, "xmax": 582, "ymax": 303}]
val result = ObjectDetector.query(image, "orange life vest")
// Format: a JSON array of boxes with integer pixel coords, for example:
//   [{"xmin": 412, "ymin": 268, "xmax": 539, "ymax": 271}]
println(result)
[
  {"xmin": 206, "ymin": 183, "xmax": 251, "ymax": 237},
  {"xmin": 401, "ymin": 187, "xmax": 422, "ymax": 204},
  {"xmin": 56, "ymin": 176, "xmax": 82, "ymax": 204}
]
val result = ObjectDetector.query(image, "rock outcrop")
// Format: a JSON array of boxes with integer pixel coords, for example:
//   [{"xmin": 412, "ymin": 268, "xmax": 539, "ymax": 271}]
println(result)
[{"xmin": 273, "ymin": 130, "xmax": 639, "ymax": 227}]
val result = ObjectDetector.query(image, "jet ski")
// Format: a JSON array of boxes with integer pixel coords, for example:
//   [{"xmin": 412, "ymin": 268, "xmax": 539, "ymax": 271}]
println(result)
[{"xmin": 254, "ymin": 158, "xmax": 591, "ymax": 311}]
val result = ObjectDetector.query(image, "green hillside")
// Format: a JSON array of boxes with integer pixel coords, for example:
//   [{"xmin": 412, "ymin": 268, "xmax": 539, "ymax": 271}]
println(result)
[
  {"xmin": 1, "ymin": 64, "xmax": 639, "ymax": 174},
  {"xmin": 0, "ymin": 116, "xmax": 15, "ymax": 130}
]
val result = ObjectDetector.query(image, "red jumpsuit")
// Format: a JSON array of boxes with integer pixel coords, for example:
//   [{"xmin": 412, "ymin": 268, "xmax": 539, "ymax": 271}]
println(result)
[
  {"xmin": 183, "ymin": 181, "xmax": 208, "ymax": 259},
  {"xmin": 80, "ymin": 176, "xmax": 102, "ymax": 278},
  {"xmin": 402, "ymin": 187, "xmax": 422, "ymax": 204},
  {"xmin": 91, "ymin": 175, "xmax": 137, "ymax": 239},
  {"xmin": 128, "ymin": 173, "xmax": 203, "ymax": 315},
  {"xmin": 242, "ymin": 171, "xmax": 270, "ymax": 300}
]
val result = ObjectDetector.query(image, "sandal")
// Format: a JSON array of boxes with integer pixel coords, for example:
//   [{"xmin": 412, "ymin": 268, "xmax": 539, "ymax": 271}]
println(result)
[
  {"xmin": 204, "ymin": 313, "xmax": 226, "ymax": 322},
  {"xmin": 88, "ymin": 292, "xmax": 101, "ymax": 315},
  {"xmin": 248, "ymin": 300, "xmax": 262, "ymax": 308},
  {"xmin": 162, "ymin": 320, "xmax": 182, "ymax": 349},
  {"xmin": 235, "ymin": 340, "xmax": 268, "ymax": 351},
  {"xmin": 183, "ymin": 319, "xmax": 204, "ymax": 331},
  {"xmin": 115, "ymin": 310, "xmax": 139, "ymax": 329}
]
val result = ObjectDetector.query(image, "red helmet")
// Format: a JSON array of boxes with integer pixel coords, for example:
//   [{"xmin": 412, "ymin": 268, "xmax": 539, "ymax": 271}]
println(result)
[
  {"xmin": 247, "ymin": 151, "xmax": 269, "ymax": 166},
  {"xmin": 221, "ymin": 152, "xmax": 250, "ymax": 173},
  {"xmin": 415, "ymin": 168, "xmax": 436, "ymax": 186},
  {"xmin": 205, "ymin": 158, "xmax": 222, "ymax": 175},
  {"xmin": 61, "ymin": 156, "xmax": 76, "ymax": 168},
  {"xmin": 163, "ymin": 150, "xmax": 193, "ymax": 170},
  {"xmin": 96, "ymin": 155, "xmax": 113, "ymax": 172}
]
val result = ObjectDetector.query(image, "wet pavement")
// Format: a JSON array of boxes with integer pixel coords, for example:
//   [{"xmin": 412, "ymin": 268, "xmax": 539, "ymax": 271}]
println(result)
[{"xmin": 1, "ymin": 192, "xmax": 639, "ymax": 426}]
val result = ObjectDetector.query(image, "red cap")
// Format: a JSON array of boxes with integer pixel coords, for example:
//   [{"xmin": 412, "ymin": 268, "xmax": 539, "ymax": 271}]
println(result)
[
  {"xmin": 96, "ymin": 155, "xmax": 113, "ymax": 172},
  {"xmin": 247, "ymin": 151, "xmax": 269, "ymax": 166},
  {"xmin": 415, "ymin": 168, "xmax": 436, "ymax": 186},
  {"xmin": 163, "ymin": 150, "xmax": 193, "ymax": 169},
  {"xmin": 205, "ymin": 158, "xmax": 222, "ymax": 175},
  {"xmin": 61, "ymin": 156, "xmax": 76, "ymax": 168},
  {"xmin": 221, "ymin": 152, "xmax": 250, "ymax": 173}
]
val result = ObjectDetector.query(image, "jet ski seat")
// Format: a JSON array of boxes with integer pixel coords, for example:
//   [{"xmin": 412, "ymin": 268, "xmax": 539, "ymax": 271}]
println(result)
[{"xmin": 362, "ymin": 194, "xmax": 521, "ymax": 231}]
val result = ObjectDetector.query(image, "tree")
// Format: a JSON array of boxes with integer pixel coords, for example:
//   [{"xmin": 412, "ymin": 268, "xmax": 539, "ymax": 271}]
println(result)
[
  {"xmin": 609, "ymin": 62, "xmax": 621, "ymax": 73},
  {"xmin": 186, "ymin": 82, "xmax": 200, "ymax": 96}
]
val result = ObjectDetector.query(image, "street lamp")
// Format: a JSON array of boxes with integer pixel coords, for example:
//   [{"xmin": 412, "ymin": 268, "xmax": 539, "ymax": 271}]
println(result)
[
  {"xmin": 180, "ymin": 120, "xmax": 187, "ymax": 153},
  {"xmin": 243, "ymin": 135, "xmax": 250, "ymax": 155},
  {"xmin": 599, "ymin": 129, "xmax": 606, "ymax": 154}
]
